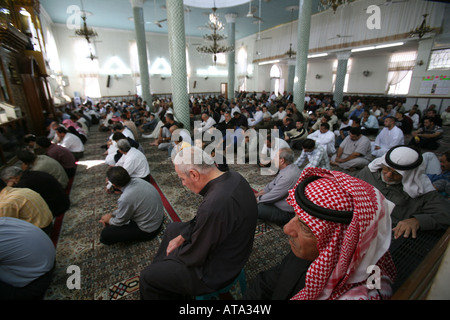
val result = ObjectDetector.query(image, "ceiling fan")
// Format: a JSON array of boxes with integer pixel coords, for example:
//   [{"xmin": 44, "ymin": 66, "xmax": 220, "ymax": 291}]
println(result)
[
  {"xmin": 254, "ymin": 4, "xmax": 271, "ymax": 42},
  {"xmin": 328, "ymin": 34, "xmax": 353, "ymax": 40},
  {"xmin": 246, "ymin": 0, "xmax": 263, "ymax": 22},
  {"xmin": 383, "ymin": 0, "xmax": 409, "ymax": 5},
  {"xmin": 151, "ymin": 0, "xmax": 167, "ymax": 28},
  {"xmin": 255, "ymin": 34, "xmax": 271, "ymax": 41},
  {"xmin": 153, "ymin": 18, "xmax": 167, "ymax": 28},
  {"xmin": 364, "ymin": 0, "xmax": 409, "ymax": 10}
]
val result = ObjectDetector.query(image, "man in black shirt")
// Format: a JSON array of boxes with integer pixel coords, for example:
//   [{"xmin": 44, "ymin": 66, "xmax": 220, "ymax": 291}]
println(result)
[
  {"xmin": 1, "ymin": 166, "xmax": 70, "ymax": 217},
  {"xmin": 233, "ymin": 111, "xmax": 248, "ymax": 130},
  {"xmin": 139, "ymin": 146, "xmax": 257, "ymax": 299}
]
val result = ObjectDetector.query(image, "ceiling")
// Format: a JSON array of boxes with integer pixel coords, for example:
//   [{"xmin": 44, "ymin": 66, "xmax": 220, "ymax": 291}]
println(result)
[{"xmin": 39, "ymin": 0, "xmax": 321, "ymax": 40}]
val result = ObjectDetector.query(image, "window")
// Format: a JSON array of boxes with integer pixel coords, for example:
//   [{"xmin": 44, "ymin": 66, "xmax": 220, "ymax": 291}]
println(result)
[
  {"xmin": 129, "ymin": 41, "xmax": 152, "ymax": 76},
  {"xmin": 386, "ymin": 51, "xmax": 417, "ymax": 95},
  {"xmin": 237, "ymin": 47, "xmax": 248, "ymax": 92},
  {"xmin": 270, "ymin": 64, "xmax": 282, "ymax": 95},
  {"xmin": 45, "ymin": 29, "xmax": 61, "ymax": 73},
  {"xmin": 214, "ymin": 52, "xmax": 227, "ymax": 65},
  {"xmin": 270, "ymin": 64, "xmax": 281, "ymax": 78},
  {"xmin": 428, "ymin": 48, "xmax": 450, "ymax": 71},
  {"xmin": 74, "ymin": 39, "xmax": 101, "ymax": 98},
  {"xmin": 388, "ymin": 70, "xmax": 413, "ymax": 95}
]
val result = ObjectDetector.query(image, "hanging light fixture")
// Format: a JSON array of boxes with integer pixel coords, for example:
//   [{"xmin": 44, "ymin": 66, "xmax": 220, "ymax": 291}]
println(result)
[
  {"xmin": 87, "ymin": 48, "xmax": 97, "ymax": 61},
  {"xmin": 74, "ymin": 1, "xmax": 98, "ymax": 43},
  {"xmin": 319, "ymin": 0, "xmax": 352, "ymax": 14},
  {"xmin": 75, "ymin": 15, "xmax": 98, "ymax": 43},
  {"xmin": 285, "ymin": 6, "xmax": 298, "ymax": 59},
  {"xmin": 410, "ymin": 14, "xmax": 434, "ymax": 39},
  {"xmin": 196, "ymin": 6, "xmax": 233, "ymax": 64}
]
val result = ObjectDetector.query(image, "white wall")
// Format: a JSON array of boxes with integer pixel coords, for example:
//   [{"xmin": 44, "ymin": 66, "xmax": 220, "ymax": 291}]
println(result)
[
  {"xmin": 49, "ymin": 23, "xmax": 230, "ymax": 98},
  {"xmin": 347, "ymin": 55, "xmax": 390, "ymax": 94},
  {"xmin": 306, "ymin": 59, "xmax": 334, "ymax": 93},
  {"xmin": 42, "ymin": 1, "xmax": 449, "ymax": 101},
  {"xmin": 409, "ymin": 38, "xmax": 450, "ymax": 97}
]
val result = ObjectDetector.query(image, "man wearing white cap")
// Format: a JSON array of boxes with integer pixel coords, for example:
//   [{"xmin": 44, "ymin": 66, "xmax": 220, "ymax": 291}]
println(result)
[{"xmin": 357, "ymin": 145, "xmax": 450, "ymax": 240}]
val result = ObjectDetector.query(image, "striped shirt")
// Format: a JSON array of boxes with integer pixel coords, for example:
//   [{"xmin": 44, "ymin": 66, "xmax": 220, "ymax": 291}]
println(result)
[{"xmin": 0, "ymin": 187, "xmax": 53, "ymax": 229}]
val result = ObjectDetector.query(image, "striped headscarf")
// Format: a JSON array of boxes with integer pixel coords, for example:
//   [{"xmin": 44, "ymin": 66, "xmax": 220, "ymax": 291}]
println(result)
[{"xmin": 286, "ymin": 167, "xmax": 396, "ymax": 300}]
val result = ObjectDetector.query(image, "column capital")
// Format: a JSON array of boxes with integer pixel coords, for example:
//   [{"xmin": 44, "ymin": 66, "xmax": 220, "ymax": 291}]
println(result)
[
  {"xmin": 336, "ymin": 50, "xmax": 351, "ymax": 60},
  {"xmin": 225, "ymin": 13, "xmax": 238, "ymax": 23},
  {"xmin": 130, "ymin": 0, "xmax": 145, "ymax": 8}
]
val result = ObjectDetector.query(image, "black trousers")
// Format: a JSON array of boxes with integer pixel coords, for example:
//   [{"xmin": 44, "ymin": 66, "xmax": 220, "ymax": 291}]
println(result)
[
  {"xmin": 100, "ymin": 220, "xmax": 162, "ymax": 245},
  {"xmin": 408, "ymin": 136, "xmax": 440, "ymax": 150},
  {"xmin": 139, "ymin": 222, "xmax": 214, "ymax": 300},
  {"xmin": 0, "ymin": 265, "xmax": 55, "ymax": 300},
  {"xmin": 64, "ymin": 166, "xmax": 77, "ymax": 178}
]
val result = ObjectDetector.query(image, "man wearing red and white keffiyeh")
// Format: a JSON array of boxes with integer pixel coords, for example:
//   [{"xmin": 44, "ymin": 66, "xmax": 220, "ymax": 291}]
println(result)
[{"xmin": 284, "ymin": 167, "xmax": 397, "ymax": 300}]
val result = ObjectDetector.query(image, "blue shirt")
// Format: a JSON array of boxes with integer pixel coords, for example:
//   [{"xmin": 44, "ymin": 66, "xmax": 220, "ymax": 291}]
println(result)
[
  {"xmin": 349, "ymin": 108, "xmax": 364, "ymax": 119},
  {"xmin": 0, "ymin": 217, "xmax": 55, "ymax": 287}
]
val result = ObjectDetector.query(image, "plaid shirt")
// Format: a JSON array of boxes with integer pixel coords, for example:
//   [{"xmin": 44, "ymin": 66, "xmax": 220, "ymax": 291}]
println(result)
[
  {"xmin": 294, "ymin": 144, "xmax": 330, "ymax": 170},
  {"xmin": 0, "ymin": 187, "xmax": 52, "ymax": 229}
]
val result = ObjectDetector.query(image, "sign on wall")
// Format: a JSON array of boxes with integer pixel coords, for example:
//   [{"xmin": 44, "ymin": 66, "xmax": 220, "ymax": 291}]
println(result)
[{"xmin": 419, "ymin": 75, "xmax": 450, "ymax": 95}]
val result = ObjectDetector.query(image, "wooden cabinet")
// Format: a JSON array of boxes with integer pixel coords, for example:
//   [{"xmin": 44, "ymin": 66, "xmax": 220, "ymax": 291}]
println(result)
[
  {"xmin": 0, "ymin": 0, "xmax": 55, "ymax": 167},
  {"xmin": 0, "ymin": 117, "xmax": 27, "ymax": 167}
]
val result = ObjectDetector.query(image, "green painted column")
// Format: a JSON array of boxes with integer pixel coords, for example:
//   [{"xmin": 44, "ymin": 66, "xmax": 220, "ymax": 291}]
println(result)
[
  {"xmin": 166, "ymin": 0, "xmax": 190, "ymax": 131},
  {"xmin": 225, "ymin": 13, "xmax": 237, "ymax": 102},
  {"xmin": 293, "ymin": 0, "xmax": 312, "ymax": 113},
  {"xmin": 130, "ymin": 0, "xmax": 152, "ymax": 109},
  {"xmin": 333, "ymin": 51, "xmax": 351, "ymax": 106},
  {"xmin": 287, "ymin": 63, "xmax": 295, "ymax": 95}
]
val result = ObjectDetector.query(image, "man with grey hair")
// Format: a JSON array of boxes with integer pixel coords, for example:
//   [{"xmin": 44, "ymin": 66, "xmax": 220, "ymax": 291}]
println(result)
[
  {"xmin": 139, "ymin": 146, "xmax": 257, "ymax": 299},
  {"xmin": 114, "ymin": 139, "xmax": 150, "ymax": 182},
  {"xmin": 255, "ymin": 148, "xmax": 301, "ymax": 226},
  {"xmin": 357, "ymin": 145, "xmax": 449, "ymax": 240}
]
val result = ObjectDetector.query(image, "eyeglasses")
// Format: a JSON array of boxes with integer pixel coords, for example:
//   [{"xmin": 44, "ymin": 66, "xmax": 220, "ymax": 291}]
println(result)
[{"xmin": 381, "ymin": 165, "xmax": 402, "ymax": 179}]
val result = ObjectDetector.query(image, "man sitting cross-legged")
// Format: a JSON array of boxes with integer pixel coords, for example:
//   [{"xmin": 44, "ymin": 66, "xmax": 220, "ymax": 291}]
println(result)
[{"xmin": 99, "ymin": 166, "xmax": 164, "ymax": 245}]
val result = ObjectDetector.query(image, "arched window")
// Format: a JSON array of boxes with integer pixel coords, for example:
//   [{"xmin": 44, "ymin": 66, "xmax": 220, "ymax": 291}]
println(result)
[
  {"xmin": 270, "ymin": 64, "xmax": 281, "ymax": 78},
  {"xmin": 237, "ymin": 47, "xmax": 248, "ymax": 91},
  {"xmin": 74, "ymin": 39, "xmax": 101, "ymax": 98},
  {"xmin": 387, "ymin": 51, "xmax": 417, "ymax": 95},
  {"xmin": 270, "ymin": 64, "xmax": 282, "ymax": 95}
]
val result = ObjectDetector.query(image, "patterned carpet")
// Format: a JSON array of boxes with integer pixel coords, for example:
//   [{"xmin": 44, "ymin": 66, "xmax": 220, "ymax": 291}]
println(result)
[
  {"xmin": 43, "ymin": 124, "xmax": 450, "ymax": 300},
  {"xmin": 43, "ymin": 126, "xmax": 290, "ymax": 300}
]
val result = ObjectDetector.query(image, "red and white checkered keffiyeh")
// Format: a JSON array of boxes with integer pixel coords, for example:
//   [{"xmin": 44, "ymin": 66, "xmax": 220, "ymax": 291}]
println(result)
[{"xmin": 286, "ymin": 167, "xmax": 397, "ymax": 300}]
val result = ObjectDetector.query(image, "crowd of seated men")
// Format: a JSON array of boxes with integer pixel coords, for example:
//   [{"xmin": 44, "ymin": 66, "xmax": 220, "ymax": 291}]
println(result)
[{"xmin": 0, "ymin": 90, "xmax": 449, "ymax": 301}]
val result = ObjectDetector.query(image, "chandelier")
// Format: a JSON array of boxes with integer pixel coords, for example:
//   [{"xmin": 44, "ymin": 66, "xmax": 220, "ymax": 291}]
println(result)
[
  {"xmin": 319, "ymin": 0, "xmax": 352, "ymax": 14},
  {"xmin": 410, "ymin": 14, "xmax": 433, "ymax": 39},
  {"xmin": 196, "ymin": 7, "xmax": 234, "ymax": 64},
  {"xmin": 75, "ymin": 14, "xmax": 98, "ymax": 43},
  {"xmin": 285, "ymin": 6, "xmax": 298, "ymax": 59}
]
